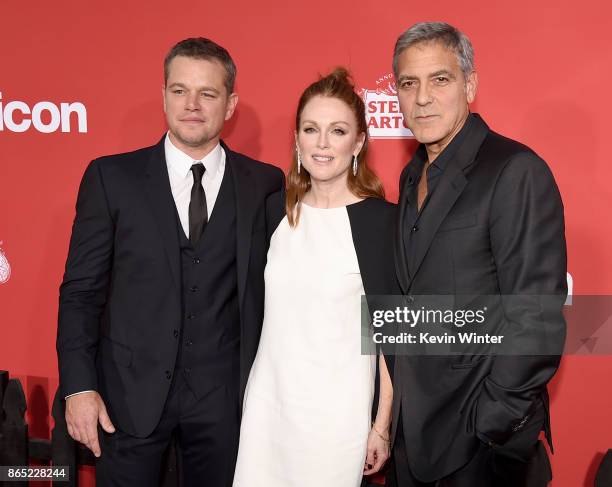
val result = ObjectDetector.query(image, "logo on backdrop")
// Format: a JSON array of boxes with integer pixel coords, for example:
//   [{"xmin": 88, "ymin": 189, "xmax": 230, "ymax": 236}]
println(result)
[
  {"xmin": 359, "ymin": 73, "xmax": 413, "ymax": 139},
  {"xmin": 0, "ymin": 241, "xmax": 11, "ymax": 284},
  {"xmin": 0, "ymin": 92, "xmax": 87, "ymax": 134}
]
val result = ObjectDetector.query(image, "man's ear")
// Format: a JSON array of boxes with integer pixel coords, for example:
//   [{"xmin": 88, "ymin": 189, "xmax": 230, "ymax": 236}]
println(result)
[
  {"xmin": 225, "ymin": 93, "xmax": 238, "ymax": 120},
  {"xmin": 465, "ymin": 71, "xmax": 478, "ymax": 104}
]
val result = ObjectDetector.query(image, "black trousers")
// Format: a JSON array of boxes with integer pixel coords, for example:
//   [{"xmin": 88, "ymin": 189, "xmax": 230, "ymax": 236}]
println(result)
[
  {"xmin": 95, "ymin": 372, "xmax": 240, "ymax": 487},
  {"xmin": 389, "ymin": 409, "xmax": 552, "ymax": 487}
]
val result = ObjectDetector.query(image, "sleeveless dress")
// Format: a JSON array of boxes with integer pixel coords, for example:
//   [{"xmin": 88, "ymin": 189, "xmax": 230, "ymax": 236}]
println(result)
[{"xmin": 232, "ymin": 202, "xmax": 376, "ymax": 487}]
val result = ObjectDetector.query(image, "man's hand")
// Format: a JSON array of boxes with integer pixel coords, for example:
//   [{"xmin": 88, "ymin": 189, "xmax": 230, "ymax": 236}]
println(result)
[
  {"xmin": 363, "ymin": 425, "xmax": 391, "ymax": 476},
  {"xmin": 65, "ymin": 391, "xmax": 115, "ymax": 457}
]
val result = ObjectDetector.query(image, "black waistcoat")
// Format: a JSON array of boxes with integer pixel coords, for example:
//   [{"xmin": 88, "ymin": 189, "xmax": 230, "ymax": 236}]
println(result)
[{"xmin": 175, "ymin": 162, "xmax": 240, "ymax": 397}]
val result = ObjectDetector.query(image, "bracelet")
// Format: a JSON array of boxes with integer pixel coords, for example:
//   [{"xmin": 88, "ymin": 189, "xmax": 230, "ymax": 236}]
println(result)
[{"xmin": 371, "ymin": 423, "xmax": 390, "ymax": 443}]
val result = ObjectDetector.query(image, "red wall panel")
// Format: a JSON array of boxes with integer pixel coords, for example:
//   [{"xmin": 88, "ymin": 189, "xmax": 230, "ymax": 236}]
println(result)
[{"xmin": 1, "ymin": 1, "xmax": 611, "ymax": 485}]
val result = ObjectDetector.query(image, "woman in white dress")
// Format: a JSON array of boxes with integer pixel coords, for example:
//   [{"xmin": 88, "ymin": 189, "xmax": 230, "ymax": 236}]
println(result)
[{"xmin": 233, "ymin": 68, "xmax": 396, "ymax": 487}]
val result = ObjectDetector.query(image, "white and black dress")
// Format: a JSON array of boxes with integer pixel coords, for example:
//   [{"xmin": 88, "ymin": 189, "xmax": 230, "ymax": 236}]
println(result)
[{"xmin": 233, "ymin": 196, "xmax": 397, "ymax": 487}]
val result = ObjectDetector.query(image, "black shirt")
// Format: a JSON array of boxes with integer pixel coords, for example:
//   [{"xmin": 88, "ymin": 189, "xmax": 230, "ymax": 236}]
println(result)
[{"xmin": 402, "ymin": 113, "xmax": 476, "ymax": 274}]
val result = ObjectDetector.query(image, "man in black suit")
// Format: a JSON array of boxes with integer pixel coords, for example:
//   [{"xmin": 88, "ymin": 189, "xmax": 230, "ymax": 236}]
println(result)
[
  {"xmin": 390, "ymin": 22, "xmax": 567, "ymax": 486},
  {"xmin": 56, "ymin": 38, "xmax": 284, "ymax": 486}
]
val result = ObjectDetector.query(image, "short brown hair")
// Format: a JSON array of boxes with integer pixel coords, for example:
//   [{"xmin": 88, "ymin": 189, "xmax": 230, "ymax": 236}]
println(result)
[
  {"xmin": 164, "ymin": 37, "xmax": 237, "ymax": 94},
  {"xmin": 287, "ymin": 68, "xmax": 385, "ymax": 226}
]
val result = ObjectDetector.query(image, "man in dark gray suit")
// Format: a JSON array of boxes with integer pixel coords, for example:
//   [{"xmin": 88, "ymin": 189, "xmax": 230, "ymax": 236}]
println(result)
[{"xmin": 390, "ymin": 22, "xmax": 566, "ymax": 487}]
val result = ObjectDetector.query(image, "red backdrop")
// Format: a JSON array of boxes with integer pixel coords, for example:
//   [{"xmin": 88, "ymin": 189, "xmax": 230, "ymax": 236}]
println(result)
[{"xmin": 1, "ymin": 1, "xmax": 611, "ymax": 485}]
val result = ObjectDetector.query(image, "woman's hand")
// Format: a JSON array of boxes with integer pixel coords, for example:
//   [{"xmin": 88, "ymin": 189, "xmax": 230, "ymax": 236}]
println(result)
[{"xmin": 363, "ymin": 424, "xmax": 390, "ymax": 476}]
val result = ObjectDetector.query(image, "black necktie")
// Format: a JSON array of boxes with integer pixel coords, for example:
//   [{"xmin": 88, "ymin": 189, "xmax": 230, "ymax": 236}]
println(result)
[{"xmin": 189, "ymin": 163, "xmax": 207, "ymax": 246}]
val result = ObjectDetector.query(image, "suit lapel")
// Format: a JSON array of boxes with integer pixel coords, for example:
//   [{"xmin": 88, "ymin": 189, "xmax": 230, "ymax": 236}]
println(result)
[
  {"xmin": 408, "ymin": 164, "xmax": 468, "ymax": 284},
  {"xmin": 143, "ymin": 137, "xmax": 181, "ymax": 289},
  {"xmin": 407, "ymin": 115, "xmax": 489, "ymax": 287},
  {"xmin": 224, "ymin": 142, "xmax": 255, "ymax": 315}
]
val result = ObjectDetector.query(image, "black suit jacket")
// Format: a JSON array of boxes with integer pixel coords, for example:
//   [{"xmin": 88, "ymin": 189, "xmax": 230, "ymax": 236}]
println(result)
[
  {"xmin": 392, "ymin": 114, "xmax": 567, "ymax": 481},
  {"xmin": 57, "ymin": 136, "xmax": 284, "ymax": 437}
]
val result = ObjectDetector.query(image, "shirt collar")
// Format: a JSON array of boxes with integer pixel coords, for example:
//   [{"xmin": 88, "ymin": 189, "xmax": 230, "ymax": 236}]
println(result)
[{"xmin": 164, "ymin": 133, "xmax": 223, "ymax": 179}]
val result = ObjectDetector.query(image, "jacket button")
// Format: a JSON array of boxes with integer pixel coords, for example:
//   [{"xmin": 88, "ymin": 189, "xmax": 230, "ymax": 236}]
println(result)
[
  {"xmin": 412, "ymin": 225, "xmax": 419, "ymax": 232},
  {"xmin": 173, "ymin": 329, "xmax": 179, "ymax": 338},
  {"xmin": 406, "ymin": 295, "xmax": 415, "ymax": 304},
  {"xmin": 193, "ymin": 257, "xmax": 200, "ymax": 264},
  {"xmin": 186, "ymin": 340, "xmax": 193, "ymax": 346},
  {"xmin": 190, "ymin": 286, "xmax": 198, "ymax": 293},
  {"xmin": 188, "ymin": 313, "xmax": 196, "ymax": 320},
  {"xmin": 165, "ymin": 370, "xmax": 172, "ymax": 380}
]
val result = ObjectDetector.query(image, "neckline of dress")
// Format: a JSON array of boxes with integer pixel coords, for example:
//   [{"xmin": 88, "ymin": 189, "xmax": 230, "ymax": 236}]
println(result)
[{"xmin": 300, "ymin": 198, "xmax": 367, "ymax": 211}]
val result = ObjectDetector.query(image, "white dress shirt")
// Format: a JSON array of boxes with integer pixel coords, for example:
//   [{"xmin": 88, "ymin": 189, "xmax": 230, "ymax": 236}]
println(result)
[
  {"xmin": 66, "ymin": 134, "xmax": 227, "ymax": 399},
  {"xmin": 164, "ymin": 133, "xmax": 226, "ymax": 238}
]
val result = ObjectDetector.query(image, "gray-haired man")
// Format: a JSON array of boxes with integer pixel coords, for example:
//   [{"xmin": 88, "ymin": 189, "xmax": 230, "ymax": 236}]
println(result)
[{"xmin": 390, "ymin": 22, "xmax": 566, "ymax": 486}]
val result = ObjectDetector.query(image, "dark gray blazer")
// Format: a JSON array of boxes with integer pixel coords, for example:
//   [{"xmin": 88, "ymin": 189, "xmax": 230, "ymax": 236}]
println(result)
[{"xmin": 393, "ymin": 114, "xmax": 567, "ymax": 482}]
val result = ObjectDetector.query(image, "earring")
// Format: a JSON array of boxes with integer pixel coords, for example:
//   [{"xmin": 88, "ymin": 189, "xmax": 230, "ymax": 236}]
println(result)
[
  {"xmin": 352, "ymin": 154, "xmax": 358, "ymax": 176},
  {"xmin": 297, "ymin": 146, "xmax": 302, "ymax": 174}
]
